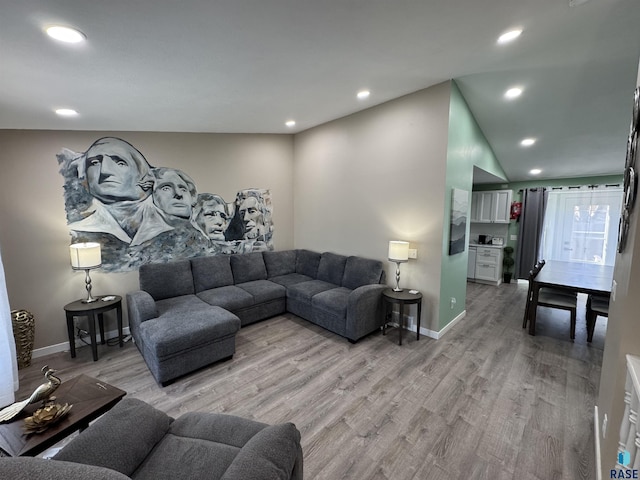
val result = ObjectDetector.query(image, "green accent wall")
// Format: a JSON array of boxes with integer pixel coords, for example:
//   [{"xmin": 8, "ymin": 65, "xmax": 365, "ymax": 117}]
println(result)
[{"xmin": 439, "ymin": 82, "xmax": 508, "ymax": 330}]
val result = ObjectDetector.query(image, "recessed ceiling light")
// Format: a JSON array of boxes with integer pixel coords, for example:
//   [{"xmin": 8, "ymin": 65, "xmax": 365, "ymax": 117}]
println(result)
[
  {"xmin": 285, "ymin": 120, "xmax": 296, "ymax": 128},
  {"xmin": 497, "ymin": 29, "xmax": 522, "ymax": 45},
  {"xmin": 45, "ymin": 25, "xmax": 86, "ymax": 43},
  {"xmin": 520, "ymin": 138, "xmax": 536, "ymax": 147},
  {"xmin": 530, "ymin": 169, "xmax": 542, "ymax": 175},
  {"xmin": 504, "ymin": 87, "xmax": 523, "ymax": 99},
  {"xmin": 357, "ymin": 90, "xmax": 370, "ymax": 100},
  {"xmin": 55, "ymin": 108, "xmax": 78, "ymax": 117}
]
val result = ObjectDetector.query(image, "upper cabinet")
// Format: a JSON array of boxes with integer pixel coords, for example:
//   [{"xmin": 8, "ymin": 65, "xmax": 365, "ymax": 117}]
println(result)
[{"xmin": 471, "ymin": 189, "xmax": 513, "ymax": 224}]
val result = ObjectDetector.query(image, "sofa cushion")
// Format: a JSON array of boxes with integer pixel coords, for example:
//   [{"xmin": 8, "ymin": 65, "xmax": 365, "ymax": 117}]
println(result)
[
  {"xmin": 286, "ymin": 279, "xmax": 338, "ymax": 303},
  {"xmin": 295, "ymin": 249, "xmax": 321, "ymax": 278},
  {"xmin": 236, "ymin": 280, "xmax": 286, "ymax": 304},
  {"xmin": 231, "ymin": 252, "xmax": 268, "ymax": 284},
  {"xmin": 191, "ymin": 255, "xmax": 234, "ymax": 292},
  {"xmin": 197, "ymin": 285, "xmax": 255, "ymax": 311},
  {"xmin": 138, "ymin": 306, "xmax": 240, "ymax": 360},
  {"xmin": 220, "ymin": 423, "xmax": 302, "ymax": 480},
  {"xmin": 1, "ymin": 458, "xmax": 130, "ymax": 480},
  {"xmin": 341, "ymin": 256, "xmax": 384, "ymax": 289},
  {"xmin": 317, "ymin": 252, "xmax": 348, "ymax": 285},
  {"xmin": 312, "ymin": 287, "xmax": 351, "ymax": 318},
  {"xmin": 53, "ymin": 397, "xmax": 172, "ymax": 477},
  {"xmin": 156, "ymin": 295, "xmax": 211, "ymax": 316},
  {"xmin": 263, "ymin": 250, "xmax": 297, "ymax": 278},
  {"xmin": 269, "ymin": 273, "xmax": 314, "ymax": 287},
  {"xmin": 140, "ymin": 260, "xmax": 194, "ymax": 301}
]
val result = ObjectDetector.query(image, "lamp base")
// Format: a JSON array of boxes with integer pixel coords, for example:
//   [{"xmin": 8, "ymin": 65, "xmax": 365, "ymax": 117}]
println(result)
[
  {"xmin": 81, "ymin": 268, "xmax": 98, "ymax": 303},
  {"xmin": 392, "ymin": 287, "xmax": 403, "ymax": 292}
]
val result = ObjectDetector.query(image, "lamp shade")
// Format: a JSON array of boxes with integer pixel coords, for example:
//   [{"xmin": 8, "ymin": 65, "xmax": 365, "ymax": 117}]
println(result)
[
  {"xmin": 388, "ymin": 241, "xmax": 409, "ymax": 262},
  {"xmin": 69, "ymin": 242, "xmax": 101, "ymax": 269}
]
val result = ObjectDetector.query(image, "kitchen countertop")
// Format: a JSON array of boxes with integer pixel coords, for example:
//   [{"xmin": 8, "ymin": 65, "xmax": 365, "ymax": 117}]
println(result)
[{"xmin": 469, "ymin": 243, "xmax": 504, "ymax": 249}]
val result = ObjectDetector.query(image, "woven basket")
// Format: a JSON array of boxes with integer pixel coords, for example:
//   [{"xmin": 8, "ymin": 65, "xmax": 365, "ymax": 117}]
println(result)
[{"xmin": 11, "ymin": 309, "xmax": 35, "ymax": 369}]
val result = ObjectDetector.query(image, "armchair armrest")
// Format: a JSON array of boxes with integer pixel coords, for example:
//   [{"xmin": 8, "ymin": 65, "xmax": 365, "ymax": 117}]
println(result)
[
  {"xmin": 126, "ymin": 290, "xmax": 159, "ymax": 337},
  {"xmin": 345, "ymin": 284, "xmax": 387, "ymax": 341}
]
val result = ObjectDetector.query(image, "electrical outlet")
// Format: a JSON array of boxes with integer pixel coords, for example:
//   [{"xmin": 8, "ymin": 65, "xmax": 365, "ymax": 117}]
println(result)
[
  {"xmin": 510, "ymin": 234, "xmax": 518, "ymax": 241},
  {"xmin": 602, "ymin": 413, "xmax": 608, "ymax": 438},
  {"xmin": 408, "ymin": 249, "xmax": 418, "ymax": 259},
  {"xmin": 450, "ymin": 297, "xmax": 457, "ymax": 309}
]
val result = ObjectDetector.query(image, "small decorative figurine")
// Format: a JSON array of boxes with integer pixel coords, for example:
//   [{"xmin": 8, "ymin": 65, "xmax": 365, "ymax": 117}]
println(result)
[{"xmin": 0, "ymin": 365, "xmax": 62, "ymax": 422}]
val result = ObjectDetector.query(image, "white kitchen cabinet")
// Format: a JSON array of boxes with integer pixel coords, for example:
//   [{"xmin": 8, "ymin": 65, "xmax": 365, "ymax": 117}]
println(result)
[
  {"xmin": 470, "ymin": 190, "xmax": 512, "ymax": 224},
  {"xmin": 473, "ymin": 246, "xmax": 503, "ymax": 285}
]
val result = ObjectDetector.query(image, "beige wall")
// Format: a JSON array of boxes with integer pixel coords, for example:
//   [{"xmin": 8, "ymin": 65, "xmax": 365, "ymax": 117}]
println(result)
[
  {"xmin": 293, "ymin": 83, "xmax": 452, "ymax": 332},
  {"xmin": 597, "ymin": 60, "xmax": 640, "ymax": 475},
  {"xmin": 0, "ymin": 130, "xmax": 294, "ymax": 352}
]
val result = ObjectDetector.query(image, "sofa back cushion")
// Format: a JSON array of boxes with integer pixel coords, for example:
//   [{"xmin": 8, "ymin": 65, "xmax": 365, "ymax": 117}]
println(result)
[
  {"xmin": 139, "ymin": 260, "xmax": 194, "ymax": 300},
  {"xmin": 342, "ymin": 256, "xmax": 385, "ymax": 289},
  {"xmin": 295, "ymin": 249, "xmax": 321, "ymax": 278},
  {"xmin": 316, "ymin": 252, "xmax": 348, "ymax": 285},
  {"xmin": 231, "ymin": 252, "xmax": 268, "ymax": 284},
  {"xmin": 191, "ymin": 255, "xmax": 234, "ymax": 292},
  {"xmin": 263, "ymin": 250, "xmax": 296, "ymax": 278},
  {"xmin": 53, "ymin": 398, "xmax": 172, "ymax": 477}
]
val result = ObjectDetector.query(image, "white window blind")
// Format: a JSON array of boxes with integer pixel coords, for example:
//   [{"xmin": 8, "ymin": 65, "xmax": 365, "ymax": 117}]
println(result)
[{"xmin": 541, "ymin": 186, "xmax": 623, "ymax": 267}]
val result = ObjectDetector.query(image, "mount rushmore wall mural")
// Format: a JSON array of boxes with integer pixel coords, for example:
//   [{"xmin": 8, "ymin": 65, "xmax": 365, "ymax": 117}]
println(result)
[{"xmin": 57, "ymin": 137, "xmax": 274, "ymax": 272}]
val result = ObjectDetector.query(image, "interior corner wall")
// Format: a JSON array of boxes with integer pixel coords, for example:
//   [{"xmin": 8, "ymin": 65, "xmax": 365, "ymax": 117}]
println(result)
[
  {"xmin": 0, "ymin": 130, "xmax": 294, "ymax": 352},
  {"xmin": 596, "ymin": 59, "xmax": 640, "ymax": 477},
  {"xmin": 292, "ymin": 82, "xmax": 452, "ymax": 333},
  {"xmin": 439, "ymin": 82, "xmax": 508, "ymax": 330}
]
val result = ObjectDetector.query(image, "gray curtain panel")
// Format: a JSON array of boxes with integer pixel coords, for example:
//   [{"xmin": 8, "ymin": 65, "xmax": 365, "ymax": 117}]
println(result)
[{"xmin": 515, "ymin": 187, "xmax": 547, "ymax": 279}]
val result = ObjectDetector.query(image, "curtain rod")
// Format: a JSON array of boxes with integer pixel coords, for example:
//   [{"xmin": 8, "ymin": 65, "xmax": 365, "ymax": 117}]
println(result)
[{"xmin": 517, "ymin": 183, "xmax": 621, "ymax": 193}]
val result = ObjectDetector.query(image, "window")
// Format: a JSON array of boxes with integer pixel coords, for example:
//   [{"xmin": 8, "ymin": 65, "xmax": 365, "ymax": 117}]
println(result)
[{"xmin": 541, "ymin": 187, "xmax": 623, "ymax": 266}]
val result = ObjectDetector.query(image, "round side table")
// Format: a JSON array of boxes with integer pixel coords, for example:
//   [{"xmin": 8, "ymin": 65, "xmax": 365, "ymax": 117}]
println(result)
[
  {"xmin": 64, "ymin": 295, "xmax": 123, "ymax": 361},
  {"xmin": 382, "ymin": 288, "xmax": 423, "ymax": 345}
]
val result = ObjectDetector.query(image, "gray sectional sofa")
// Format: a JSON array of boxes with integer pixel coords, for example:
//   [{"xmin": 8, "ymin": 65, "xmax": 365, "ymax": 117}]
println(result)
[
  {"xmin": 127, "ymin": 249, "xmax": 386, "ymax": 385},
  {"xmin": 0, "ymin": 397, "xmax": 303, "ymax": 480}
]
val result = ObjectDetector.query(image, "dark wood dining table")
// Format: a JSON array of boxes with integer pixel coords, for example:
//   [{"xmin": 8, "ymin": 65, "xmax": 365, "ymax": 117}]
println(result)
[{"xmin": 528, "ymin": 260, "xmax": 614, "ymax": 336}]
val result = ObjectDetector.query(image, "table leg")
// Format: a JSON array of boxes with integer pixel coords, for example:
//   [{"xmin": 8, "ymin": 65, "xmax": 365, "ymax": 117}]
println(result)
[
  {"xmin": 98, "ymin": 313, "xmax": 106, "ymax": 345},
  {"xmin": 88, "ymin": 313, "xmax": 99, "ymax": 361},
  {"xmin": 416, "ymin": 300, "xmax": 422, "ymax": 341},
  {"xmin": 66, "ymin": 312, "xmax": 76, "ymax": 358},
  {"xmin": 398, "ymin": 301, "xmax": 404, "ymax": 346},
  {"xmin": 116, "ymin": 303, "xmax": 123, "ymax": 348},
  {"xmin": 528, "ymin": 283, "xmax": 540, "ymax": 336}
]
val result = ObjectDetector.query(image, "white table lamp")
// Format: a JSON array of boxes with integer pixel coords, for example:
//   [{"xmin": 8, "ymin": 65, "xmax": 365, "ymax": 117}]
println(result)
[
  {"xmin": 388, "ymin": 241, "xmax": 409, "ymax": 292},
  {"xmin": 70, "ymin": 242, "xmax": 102, "ymax": 303}
]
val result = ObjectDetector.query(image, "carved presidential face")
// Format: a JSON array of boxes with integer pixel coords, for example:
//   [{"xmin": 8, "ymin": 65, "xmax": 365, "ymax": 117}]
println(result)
[
  {"xmin": 200, "ymin": 200, "xmax": 230, "ymax": 240},
  {"xmin": 239, "ymin": 196, "xmax": 265, "ymax": 239},
  {"xmin": 85, "ymin": 140, "xmax": 148, "ymax": 203},
  {"xmin": 152, "ymin": 170, "xmax": 194, "ymax": 219}
]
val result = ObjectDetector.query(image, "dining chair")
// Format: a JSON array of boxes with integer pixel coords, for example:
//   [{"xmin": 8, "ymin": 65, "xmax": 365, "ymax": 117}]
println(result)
[
  {"xmin": 586, "ymin": 294, "xmax": 610, "ymax": 342},
  {"xmin": 522, "ymin": 260, "xmax": 578, "ymax": 339}
]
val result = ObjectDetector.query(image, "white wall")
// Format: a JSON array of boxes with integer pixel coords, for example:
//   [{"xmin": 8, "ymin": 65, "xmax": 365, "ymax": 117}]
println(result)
[
  {"xmin": 0, "ymin": 130, "xmax": 294, "ymax": 351},
  {"xmin": 596, "ymin": 60, "xmax": 640, "ymax": 476},
  {"xmin": 293, "ymin": 83, "xmax": 452, "ymax": 332}
]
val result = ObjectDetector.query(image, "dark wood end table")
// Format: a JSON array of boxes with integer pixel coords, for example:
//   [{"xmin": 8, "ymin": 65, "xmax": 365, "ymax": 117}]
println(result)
[
  {"xmin": 64, "ymin": 295, "xmax": 123, "ymax": 361},
  {"xmin": 0, "ymin": 374, "xmax": 126, "ymax": 457},
  {"xmin": 382, "ymin": 288, "xmax": 423, "ymax": 345}
]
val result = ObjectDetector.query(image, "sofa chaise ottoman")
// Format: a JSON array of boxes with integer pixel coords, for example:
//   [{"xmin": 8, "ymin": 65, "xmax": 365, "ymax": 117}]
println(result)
[{"xmin": 0, "ymin": 397, "xmax": 303, "ymax": 480}]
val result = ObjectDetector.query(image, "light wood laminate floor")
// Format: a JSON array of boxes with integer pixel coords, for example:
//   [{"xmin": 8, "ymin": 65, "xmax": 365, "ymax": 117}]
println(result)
[{"xmin": 16, "ymin": 281, "xmax": 604, "ymax": 479}]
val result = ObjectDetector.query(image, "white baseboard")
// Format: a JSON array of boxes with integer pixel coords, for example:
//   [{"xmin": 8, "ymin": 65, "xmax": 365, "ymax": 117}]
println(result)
[
  {"xmin": 404, "ymin": 310, "xmax": 466, "ymax": 340},
  {"xmin": 32, "ymin": 327, "xmax": 131, "ymax": 359},
  {"xmin": 594, "ymin": 405, "xmax": 602, "ymax": 480}
]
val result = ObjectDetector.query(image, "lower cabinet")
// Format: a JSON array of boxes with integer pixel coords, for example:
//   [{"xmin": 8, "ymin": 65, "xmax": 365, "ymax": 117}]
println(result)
[{"xmin": 470, "ymin": 246, "xmax": 503, "ymax": 285}]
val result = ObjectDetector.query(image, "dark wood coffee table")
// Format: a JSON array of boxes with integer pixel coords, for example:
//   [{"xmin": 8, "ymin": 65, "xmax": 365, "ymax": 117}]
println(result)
[{"xmin": 0, "ymin": 374, "xmax": 126, "ymax": 457}]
